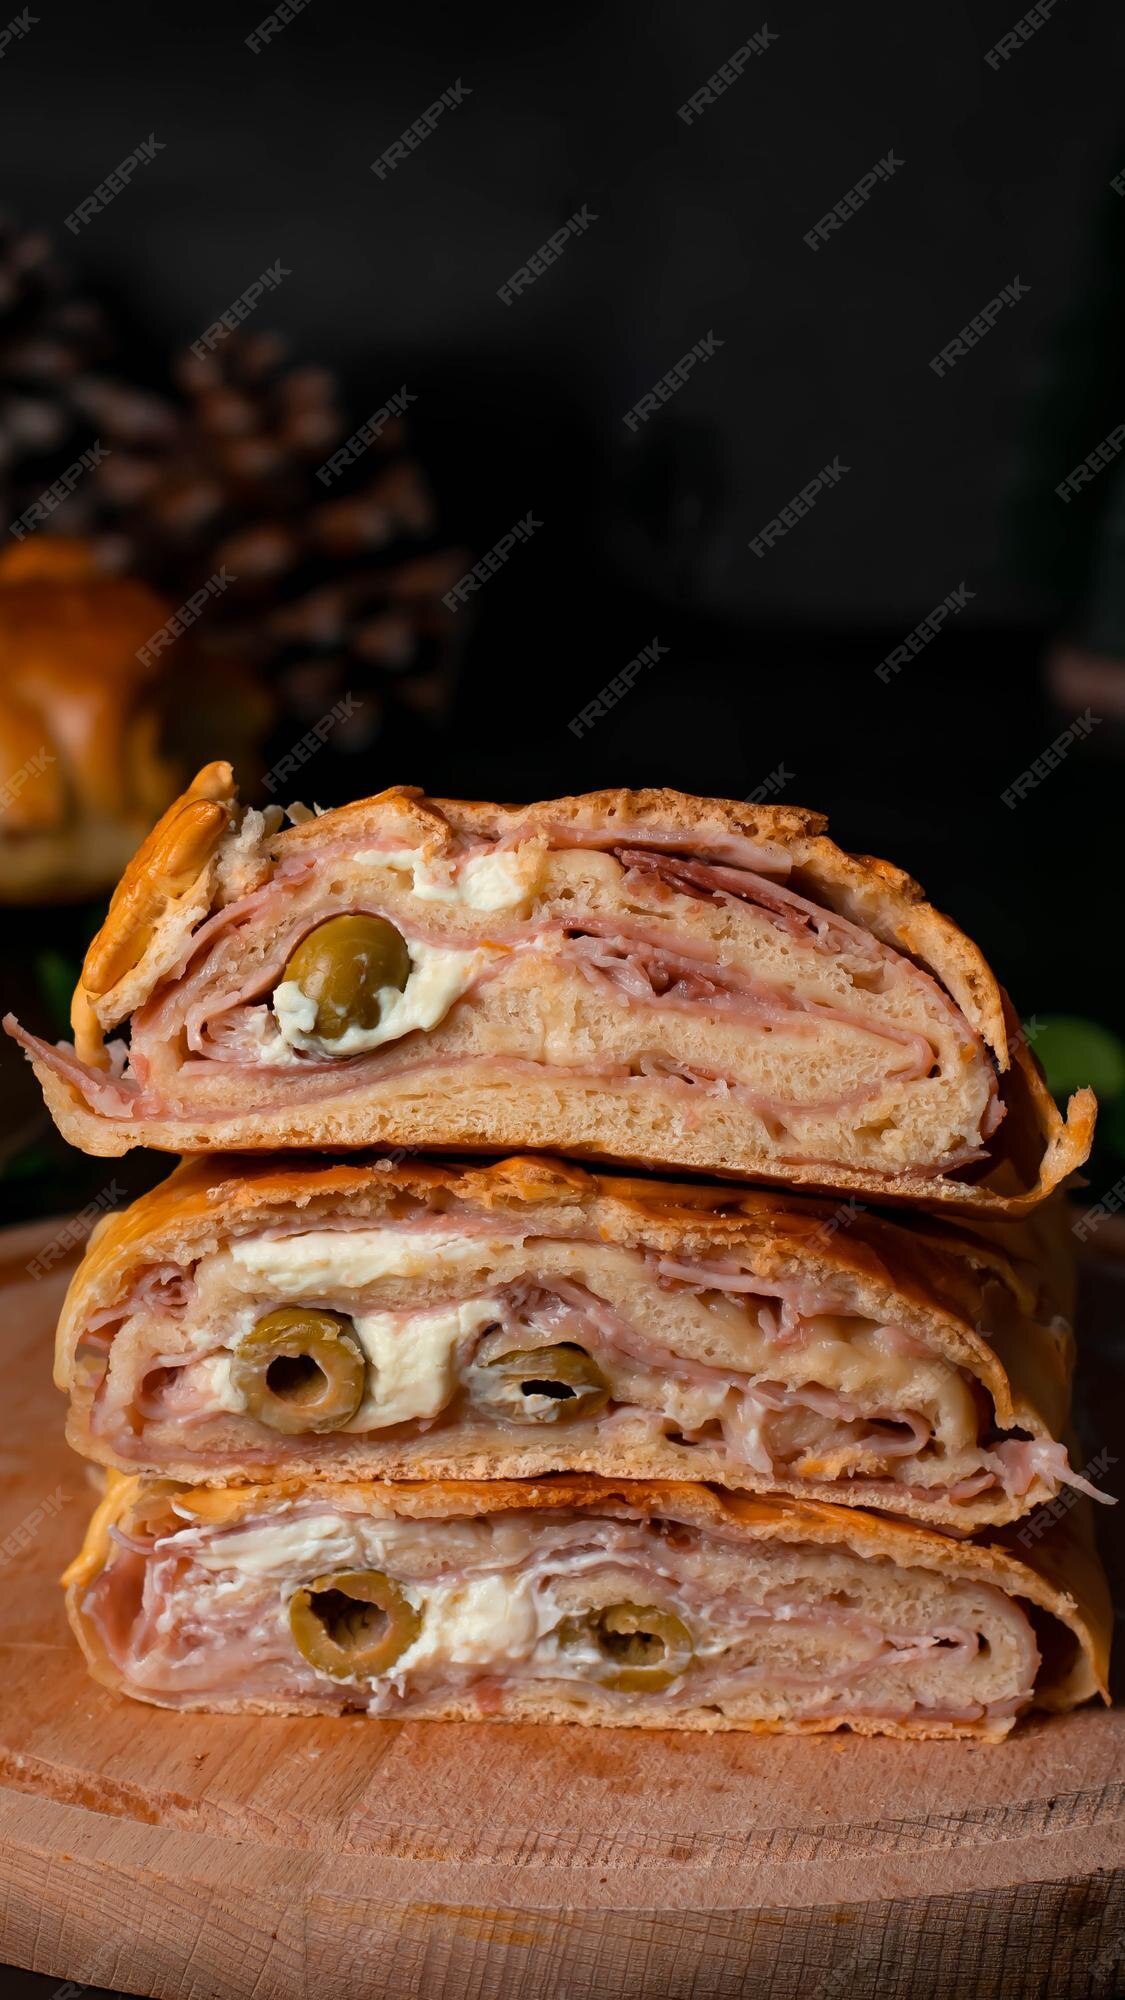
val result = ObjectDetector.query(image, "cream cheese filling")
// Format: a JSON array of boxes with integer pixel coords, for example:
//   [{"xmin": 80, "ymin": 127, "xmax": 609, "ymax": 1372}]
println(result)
[
  {"xmin": 356, "ymin": 839, "xmax": 547, "ymax": 911},
  {"xmin": 272, "ymin": 938, "xmax": 490, "ymax": 1059},
  {"xmin": 347, "ymin": 1295, "xmax": 504, "ymax": 1430},
  {"xmin": 225, "ymin": 1228, "xmax": 520, "ymax": 1290},
  {"xmin": 393, "ymin": 1573, "xmax": 547, "ymax": 1672}
]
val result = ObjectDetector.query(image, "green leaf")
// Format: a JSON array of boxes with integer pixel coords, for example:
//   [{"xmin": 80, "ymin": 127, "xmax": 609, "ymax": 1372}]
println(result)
[
  {"xmin": 35, "ymin": 949, "xmax": 80, "ymax": 1036},
  {"xmin": 1025, "ymin": 1016, "xmax": 1125, "ymax": 1102},
  {"xmin": 0, "ymin": 1142, "xmax": 55, "ymax": 1182}
]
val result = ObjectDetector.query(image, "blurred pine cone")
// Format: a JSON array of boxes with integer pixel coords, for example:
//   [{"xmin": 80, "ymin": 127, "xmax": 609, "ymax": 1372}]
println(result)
[
  {"xmin": 0, "ymin": 221, "xmax": 468, "ymax": 786},
  {"xmin": 87, "ymin": 331, "xmax": 468, "ymax": 759},
  {"xmin": 0, "ymin": 214, "xmax": 133, "ymax": 522}
]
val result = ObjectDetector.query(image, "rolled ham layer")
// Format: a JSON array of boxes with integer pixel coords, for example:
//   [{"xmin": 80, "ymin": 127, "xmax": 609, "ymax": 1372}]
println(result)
[
  {"xmin": 57, "ymin": 1155, "xmax": 1106, "ymax": 1532},
  {"xmin": 65, "ymin": 1476, "xmax": 1110, "ymax": 1740},
  {"xmin": 5, "ymin": 775, "xmax": 1094, "ymax": 1209}
]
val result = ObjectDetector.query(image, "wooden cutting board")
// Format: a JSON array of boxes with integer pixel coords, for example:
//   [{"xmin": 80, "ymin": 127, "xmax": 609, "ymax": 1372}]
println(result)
[{"xmin": 0, "ymin": 1216, "xmax": 1121, "ymax": 2000}]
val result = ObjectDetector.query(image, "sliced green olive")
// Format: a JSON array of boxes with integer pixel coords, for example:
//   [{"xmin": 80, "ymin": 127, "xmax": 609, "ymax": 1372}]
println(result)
[
  {"xmin": 231, "ymin": 1307, "xmax": 365, "ymax": 1433},
  {"xmin": 280, "ymin": 913, "xmax": 410, "ymax": 1040},
  {"xmin": 289, "ymin": 1569, "xmax": 421, "ymax": 1678},
  {"xmin": 474, "ymin": 1342, "xmax": 610, "ymax": 1425},
  {"xmin": 558, "ymin": 1600, "xmax": 693, "ymax": 1691}
]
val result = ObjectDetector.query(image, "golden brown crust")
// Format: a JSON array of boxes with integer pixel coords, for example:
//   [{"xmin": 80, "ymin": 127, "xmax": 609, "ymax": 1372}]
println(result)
[
  {"xmin": 64, "ymin": 1472, "xmax": 1110, "ymax": 1728},
  {"xmin": 71, "ymin": 761, "xmax": 238, "ymax": 1064},
  {"xmin": 80, "ymin": 761, "xmax": 237, "ymax": 995},
  {"xmin": 276, "ymin": 784, "xmax": 830, "ymax": 855}
]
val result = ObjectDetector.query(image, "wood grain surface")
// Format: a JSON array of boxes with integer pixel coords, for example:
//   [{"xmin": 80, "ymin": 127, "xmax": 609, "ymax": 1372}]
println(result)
[{"xmin": 0, "ymin": 1214, "xmax": 1121, "ymax": 2000}]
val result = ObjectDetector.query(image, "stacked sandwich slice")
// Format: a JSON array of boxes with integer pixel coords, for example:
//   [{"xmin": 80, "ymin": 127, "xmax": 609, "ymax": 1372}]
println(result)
[{"xmin": 9, "ymin": 770, "xmax": 1111, "ymax": 1740}]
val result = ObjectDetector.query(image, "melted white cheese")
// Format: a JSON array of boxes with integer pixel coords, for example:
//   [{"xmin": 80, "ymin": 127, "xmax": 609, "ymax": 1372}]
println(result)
[
  {"xmin": 348, "ymin": 1295, "xmax": 503, "ymax": 1429},
  {"xmin": 184, "ymin": 1512, "xmax": 366, "ymax": 1577},
  {"xmin": 227, "ymin": 1228, "xmax": 518, "ymax": 1292},
  {"xmin": 194, "ymin": 1353, "xmax": 247, "ymax": 1414},
  {"xmin": 273, "ymin": 937, "xmax": 487, "ymax": 1059},
  {"xmin": 358, "ymin": 839, "xmax": 546, "ymax": 911},
  {"xmin": 395, "ymin": 1573, "xmax": 544, "ymax": 1671}
]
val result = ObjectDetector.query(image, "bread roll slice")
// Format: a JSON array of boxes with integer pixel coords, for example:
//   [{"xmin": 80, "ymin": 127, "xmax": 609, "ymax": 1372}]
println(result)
[
  {"xmin": 64, "ymin": 1472, "xmax": 1110, "ymax": 1740},
  {"xmin": 5, "ymin": 767, "xmax": 1093, "ymax": 1210},
  {"xmin": 56, "ymin": 1153, "xmax": 1110, "ymax": 1532}
]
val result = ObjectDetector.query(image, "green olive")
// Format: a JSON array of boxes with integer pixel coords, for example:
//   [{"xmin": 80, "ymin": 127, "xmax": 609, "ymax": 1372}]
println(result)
[
  {"xmin": 231, "ymin": 1307, "xmax": 365, "ymax": 1433},
  {"xmin": 558, "ymin": 1600, "xmax": 693, "ymax": 1691},
  {"xmin": 473, "ymin": 1343, "xmax": 610, "ymax": 1425},
  {"xmin": 280, "ymin": 914, "xmax": 410, "ymax": 1040},
  {"xmin": 289, "ymin": 1569, "xmax": 422, "ymax": 1678}
]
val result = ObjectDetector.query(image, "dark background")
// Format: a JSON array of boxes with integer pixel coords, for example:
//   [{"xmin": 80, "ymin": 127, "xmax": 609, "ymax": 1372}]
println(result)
[
  {"xmin": 1, "ymin": 9, "xmax": 1124, "ymax": 1992},
  {"xmin": 2, "ymin": 0, "xmax": 1124, "ymax": 622}
]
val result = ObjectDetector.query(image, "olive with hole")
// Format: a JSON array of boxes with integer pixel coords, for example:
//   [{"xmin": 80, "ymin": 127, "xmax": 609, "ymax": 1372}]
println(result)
[
  {"xmin": 280, "ymin": 913, "xmax": 410, "ymax": 1040},
  {"xmin": 289, "ymin": 1569, "xmax": 422, "ymax": 1678},
  {"xmin": 473, "ymin": 1342, "xmax": 610, "ymax": 1424},
  {"xmin": 558, "ymin": 1600, "xmax": 693, "ymax": 1690},
  {"xmin": 231, "ymin": 1307, "xmax": 365, "ymax": 1433}
]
